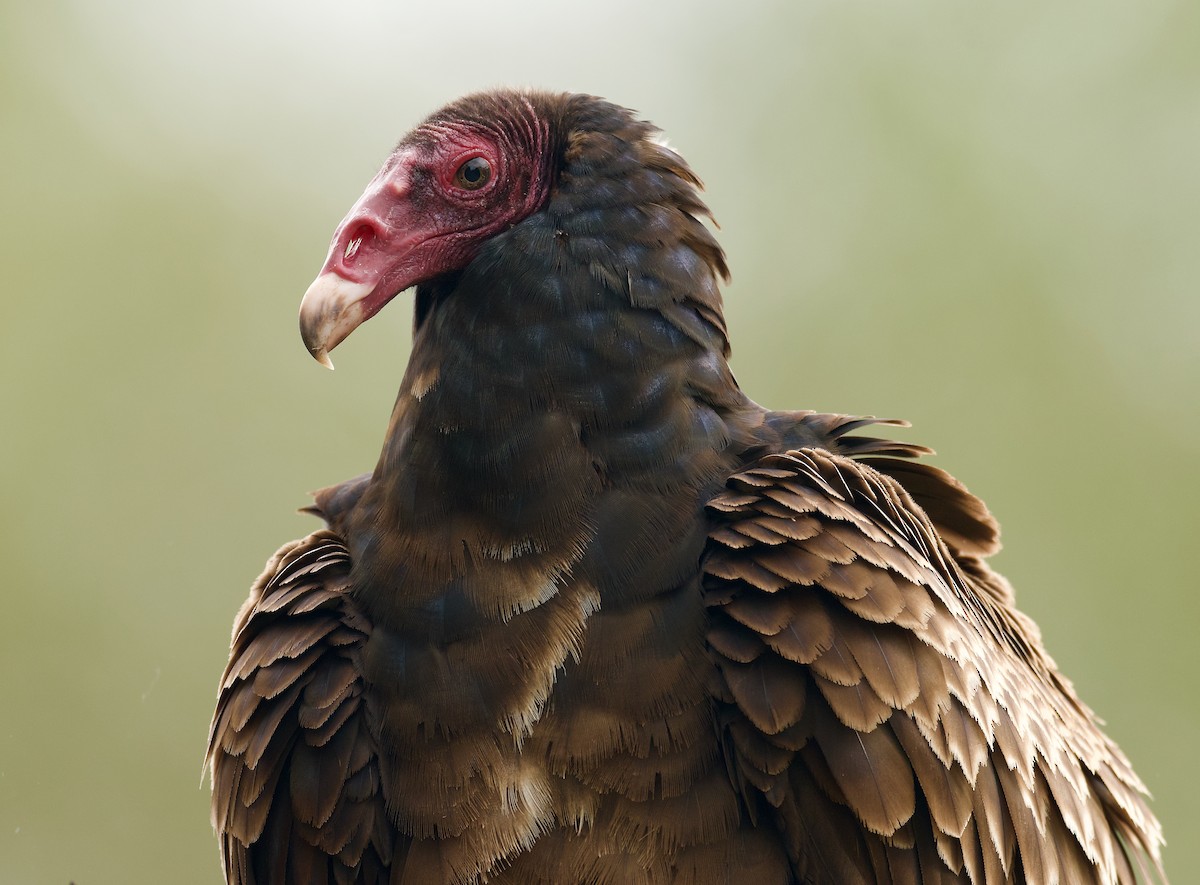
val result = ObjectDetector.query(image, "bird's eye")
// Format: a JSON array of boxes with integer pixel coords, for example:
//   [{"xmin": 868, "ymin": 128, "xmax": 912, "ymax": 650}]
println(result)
[{"xmin": 453, "ymin": 157, "xmax": 492, "ymax": 190}]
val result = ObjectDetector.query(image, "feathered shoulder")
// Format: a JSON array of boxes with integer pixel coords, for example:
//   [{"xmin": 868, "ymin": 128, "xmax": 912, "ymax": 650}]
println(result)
[{"xmin": 702, "ymin": 415, "xmax": 1164, "ymax": 883}]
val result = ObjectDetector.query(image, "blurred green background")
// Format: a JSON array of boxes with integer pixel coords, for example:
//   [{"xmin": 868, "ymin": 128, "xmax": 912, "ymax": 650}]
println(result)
[{"xmin": 2, "ymin": 0, "xmax": 1196, "ymax": 881}]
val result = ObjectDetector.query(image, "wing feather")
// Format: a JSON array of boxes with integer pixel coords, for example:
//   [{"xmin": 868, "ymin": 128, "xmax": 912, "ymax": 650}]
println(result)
[
  {"xmin": 208, "ymin": 531, "xmax": 397, "ymax": 884},
  {"xmin": 705, "ymin": 446, "xmax": 1165, "ymax": 884},
  {"xmin": 764, "ymin": 594, "xmax": 834, "ymax": 664},
  {"xmin": 722, "ymin": 655, "xmax": 808, "ymax": 734},
  {"xmin": 812, "ymin": 705, "xmax": 917, "ymax": 837},
  {"xmin": 813, "ymin": 672, "xmax": 893, "ymax": 732}
]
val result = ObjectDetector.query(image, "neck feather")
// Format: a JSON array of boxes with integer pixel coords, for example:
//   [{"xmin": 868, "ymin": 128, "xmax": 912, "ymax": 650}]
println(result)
[{"xmin": 348, "ymin": 114, "xmax": 751, "ymax": 613}]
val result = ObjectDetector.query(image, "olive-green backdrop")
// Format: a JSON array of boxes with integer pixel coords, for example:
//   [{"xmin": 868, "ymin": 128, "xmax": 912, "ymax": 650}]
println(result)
[{"xmin": 2, "ymin": 0, "xmax": 1196, "ymax": 881}]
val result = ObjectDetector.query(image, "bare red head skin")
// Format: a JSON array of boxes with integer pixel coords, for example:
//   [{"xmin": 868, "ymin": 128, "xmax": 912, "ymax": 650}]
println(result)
[{"xmin": 299, "ymin": 94, "xmax": 554, "ymax": 367}]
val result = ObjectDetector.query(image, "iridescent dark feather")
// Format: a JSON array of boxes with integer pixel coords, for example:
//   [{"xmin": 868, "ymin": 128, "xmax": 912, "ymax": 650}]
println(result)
[{"xmin": 210, "ymin": 90, "xmax": 1165, "ymax": 884}]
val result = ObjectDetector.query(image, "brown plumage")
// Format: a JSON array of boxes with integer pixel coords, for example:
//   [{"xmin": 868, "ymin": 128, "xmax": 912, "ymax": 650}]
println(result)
[{"xmin": 208, "ymin": 90, "xmax": 1165, "ymax": 884}]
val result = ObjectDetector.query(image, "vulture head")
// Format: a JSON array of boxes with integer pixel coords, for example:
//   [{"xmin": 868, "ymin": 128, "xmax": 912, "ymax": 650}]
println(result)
[
  {"xmin": 299, "ymin": 91, "xmax": 728, "ymax": 371},
  {"xmin": 299, "ymin": 93, "xmax": 557, "ymax": 366}
]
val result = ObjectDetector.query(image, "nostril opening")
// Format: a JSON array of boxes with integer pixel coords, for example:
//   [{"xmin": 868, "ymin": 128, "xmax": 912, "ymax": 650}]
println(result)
[{"xmin": 342, "ymin": 222, "xmax": 376, "ymax": 264}]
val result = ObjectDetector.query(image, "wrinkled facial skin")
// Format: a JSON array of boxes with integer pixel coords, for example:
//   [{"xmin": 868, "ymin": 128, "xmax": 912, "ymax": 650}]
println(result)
[{"xmin": 299, "ymin": 103, "xmax": 552, "ymax": 366}]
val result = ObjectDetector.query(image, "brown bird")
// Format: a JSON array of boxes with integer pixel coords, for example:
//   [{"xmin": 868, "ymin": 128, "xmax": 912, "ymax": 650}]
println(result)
[{"xmin": 208, "ymin": 90, "xmax": 1166, "ymax": 884}]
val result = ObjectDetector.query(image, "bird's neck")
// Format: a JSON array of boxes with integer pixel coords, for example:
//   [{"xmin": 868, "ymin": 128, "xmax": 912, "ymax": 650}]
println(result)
[
  {"xmin": 340, "ymin": 213, "xmax": 757, "ymax": 853},
  {"xmin": 345, "ymin": 223, "xmax": 750, "ymax": 620}
]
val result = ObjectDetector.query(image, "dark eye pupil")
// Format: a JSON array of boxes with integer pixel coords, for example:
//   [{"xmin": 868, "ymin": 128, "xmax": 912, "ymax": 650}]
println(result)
[{"xmin": 456, "ymin": 157, "xmax": 491, "ymax": 189}]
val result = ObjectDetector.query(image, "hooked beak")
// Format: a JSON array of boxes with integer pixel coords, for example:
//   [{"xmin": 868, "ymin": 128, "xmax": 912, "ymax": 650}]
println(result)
[{"xmin": 298, "ymin": 274, "xmax": 373, "ymax": 370}]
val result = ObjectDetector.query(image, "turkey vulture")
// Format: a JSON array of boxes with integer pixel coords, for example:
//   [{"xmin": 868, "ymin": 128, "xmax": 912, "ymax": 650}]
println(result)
[{"xmin": 209, "ymin": 90, "xmax": 1166, "ymax": 884}]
